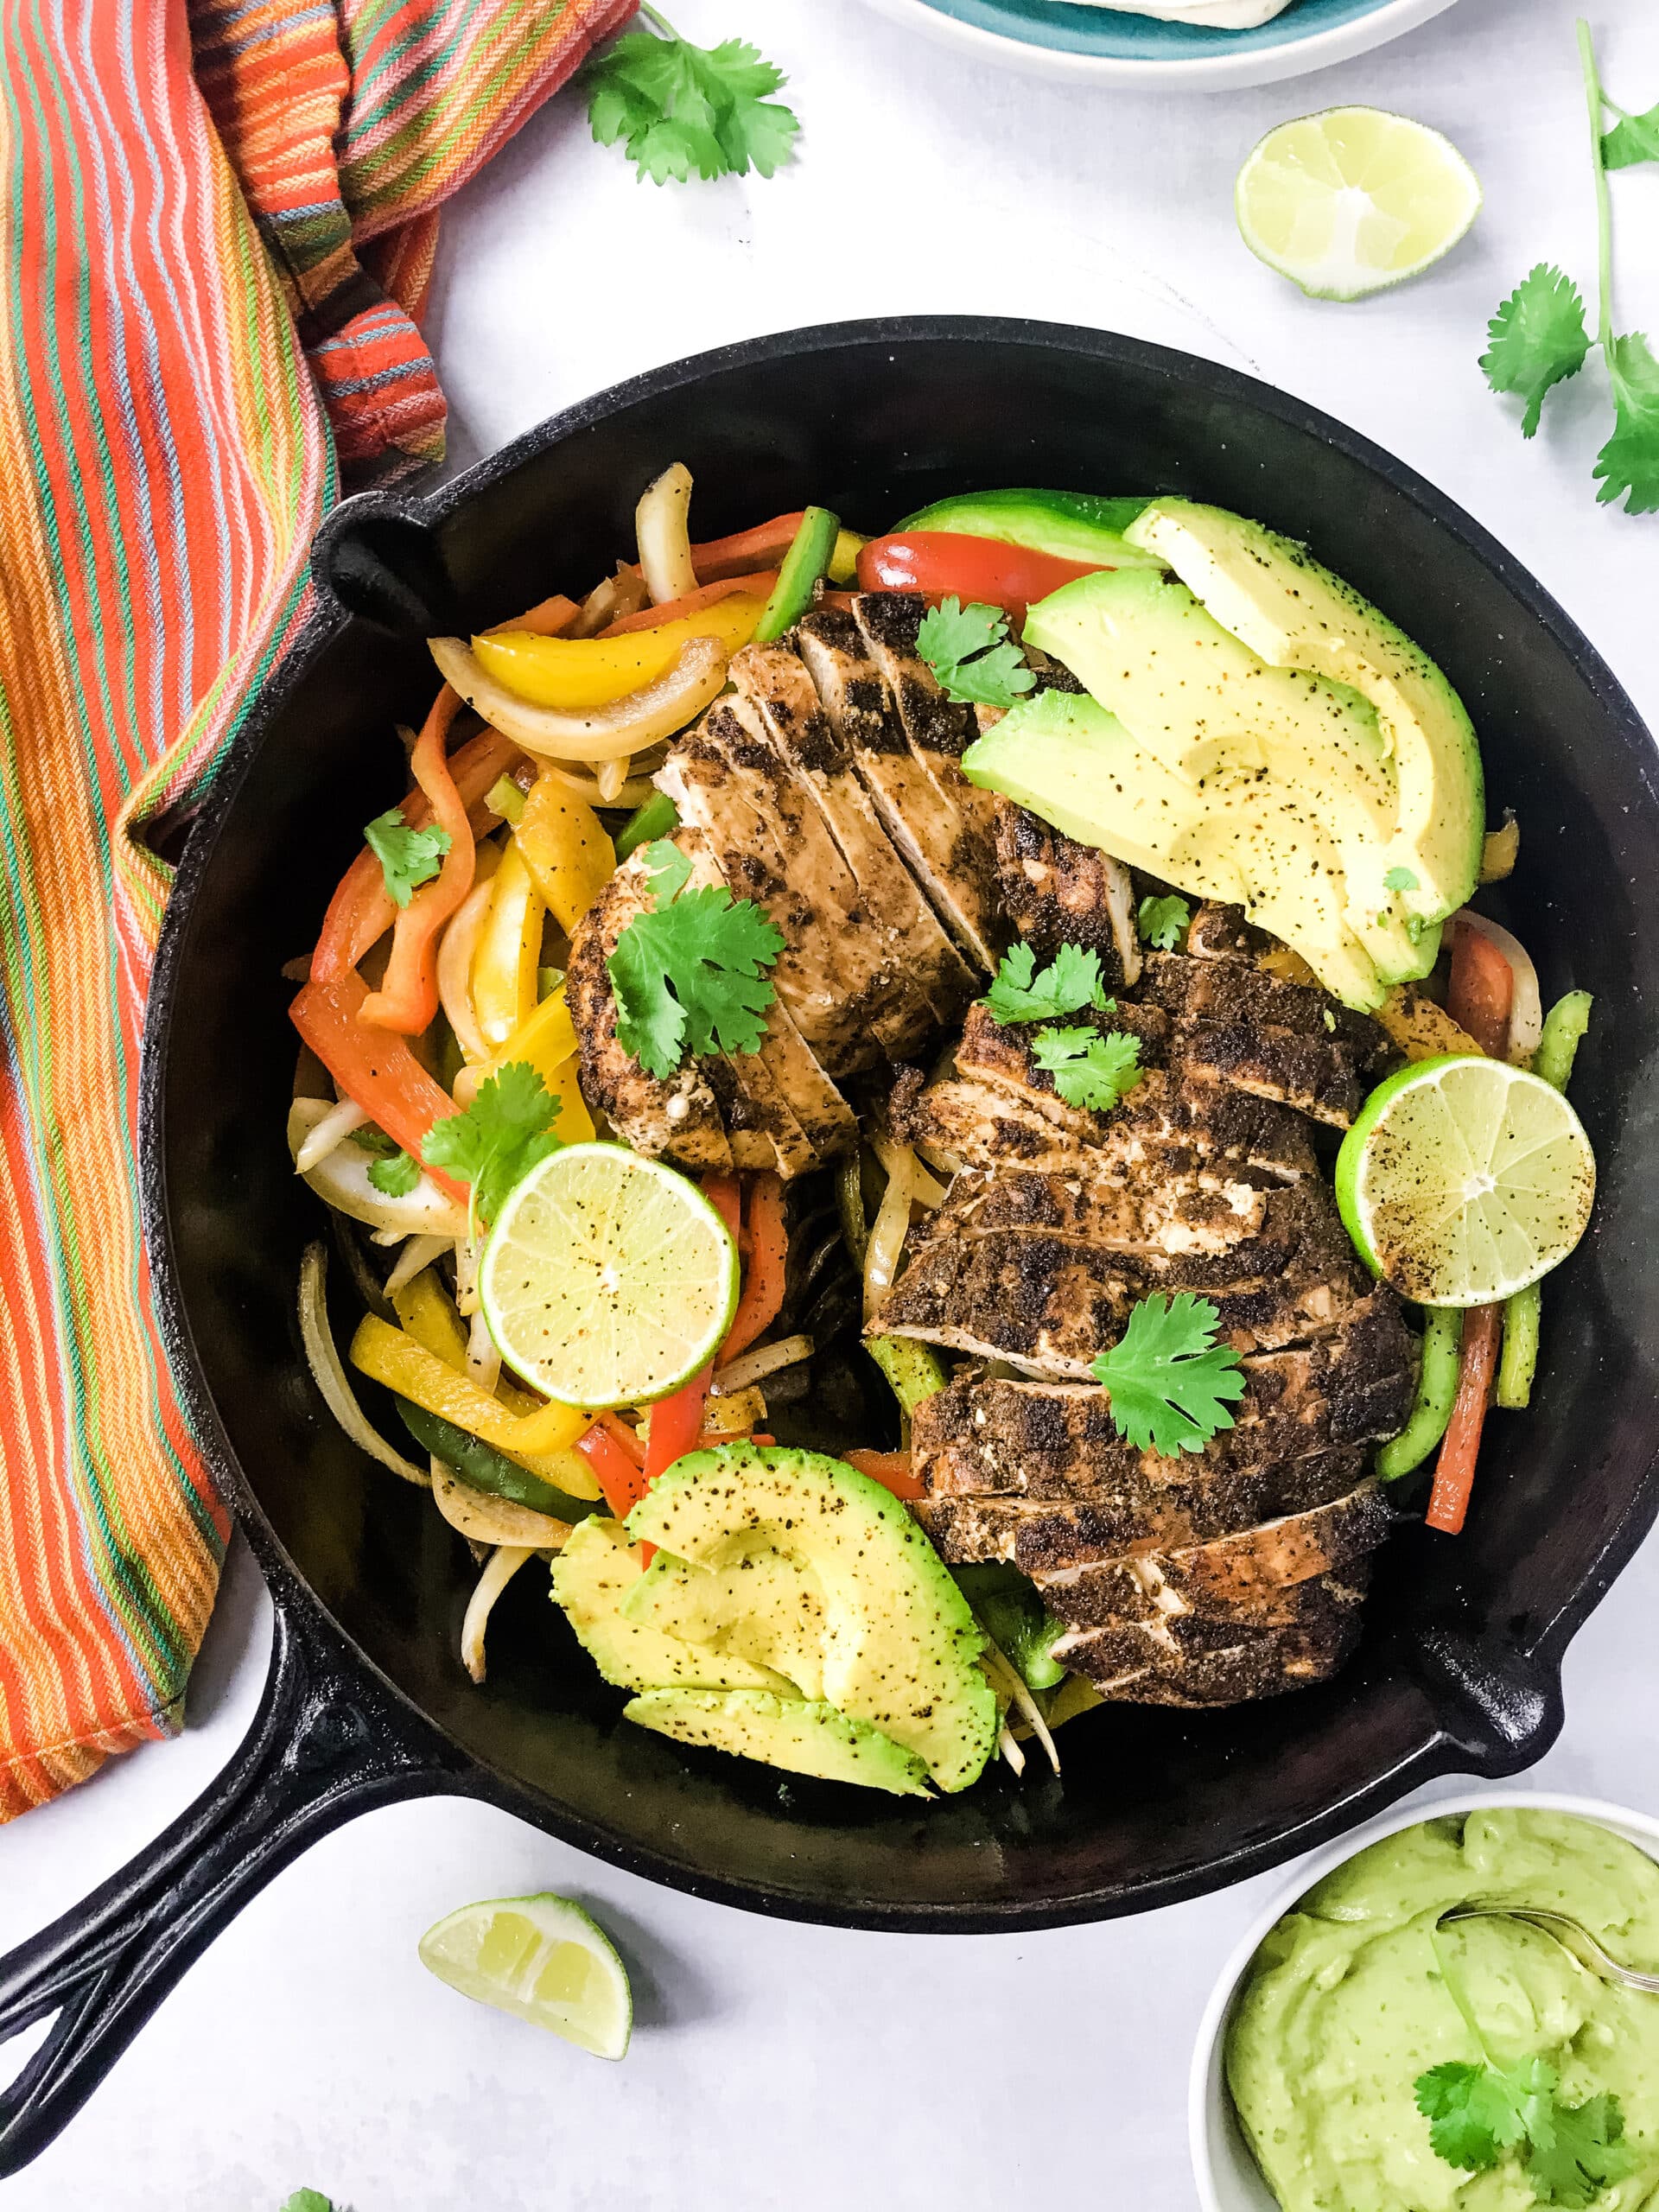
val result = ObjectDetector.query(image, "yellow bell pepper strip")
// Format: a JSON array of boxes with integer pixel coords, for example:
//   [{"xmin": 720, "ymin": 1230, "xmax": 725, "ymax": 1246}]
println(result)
[
  {"xmin": 472, "ymin": 839, "xmax": 543, "ymax": 1051},
  {"xmin": 450, "ymin": 991, "xmax": 594, "ymax": 1145},
  {"xmin": 468, "ymin": 593, "xmax": 768, "ymax": 714},
  {"xmin": 350, "ymin": 1313, "xmax": 588, "ymax": 1465},
  {"xmin": 827, "ymin": 528, "xmax": 867, "ymax": 586},
  {"xmin": 392, "ymin": 1270, "xmax": 469, "ymax": 1370},
  {"xmin": 514, "ymin": 775, "xmax": 614, "ymax": 933},
  {"xmin": 431, "ymin": 632, "xmax": 728, "ymax": 766}
]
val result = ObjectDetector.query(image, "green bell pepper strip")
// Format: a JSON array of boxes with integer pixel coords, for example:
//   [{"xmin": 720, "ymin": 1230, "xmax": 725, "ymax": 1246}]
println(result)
[
  {"xmin": 613, "ymin": 789, "xmax": 678, "ymax": 861},
  {"xmin": 953, "ymin": 1564, "xmax": 1067, "ymax": 1693},
  {"xmin": 1496, "ymin": 989, "xmax": 1593, "ymax": 1409},
  {"xmin": 753, "ymin": 506, "xmax": 840, "ymax": 644},
  {"xmin": 395, "ymin": 1397, "xmax": 600, "ymax": 1522},
  {"xmin": 1376, "ymin": 1306, "xmax": 1465, "ymax": 1479},
  {"xmin": 867, "ymin": 1334, "xmax": 946, "ymax": 1417}
]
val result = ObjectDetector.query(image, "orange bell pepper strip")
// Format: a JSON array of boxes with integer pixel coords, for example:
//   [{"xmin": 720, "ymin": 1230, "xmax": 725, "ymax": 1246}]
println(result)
[
  {"xmin": 359, "ymin": 688, "xmax": 477, "ymax": 1033},
  {"xmin": 721, "ymin": 1174, "xmax": 787, "ymax": 1362},
  {"xmin": 484, "ymin": 594, "xmax": 579, "ymax": 639},
  {"xmin": 690, "ymin": 514, "xmax": 804, "ymax": 582},
  {"xmin": 289, "ymin": 970, "xmax": 468, "ymax": 1204},
  {"xmin": 842, "ymin": 1448, "xmax": 925, "ymax": 1503},
  {"xmin": 597, "ymin": 572, "xmax": 779, "ymax": 639},
  {"xmin": 576, "ymin": 1421, "xmax": 651, "ymax": 1519},
  {"xmin": 1426, "ymin": 918, "xmax": 1517, "ymax": 1535}
]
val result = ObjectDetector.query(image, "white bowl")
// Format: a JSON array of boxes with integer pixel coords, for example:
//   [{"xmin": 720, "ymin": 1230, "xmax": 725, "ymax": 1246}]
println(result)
[{"xmin": 1189, "ymin": 1788, "xmax": 1659, "ymax": 2212}]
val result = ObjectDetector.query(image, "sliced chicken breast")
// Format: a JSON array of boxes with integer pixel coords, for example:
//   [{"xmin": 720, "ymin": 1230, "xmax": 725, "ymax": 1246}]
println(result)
[{"xmin": 991, "ymin": 796, "xmax": 1141, "ymax": 988}]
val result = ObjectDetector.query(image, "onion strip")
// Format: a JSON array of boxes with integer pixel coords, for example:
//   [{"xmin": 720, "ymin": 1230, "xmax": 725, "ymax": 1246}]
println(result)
[
  {"xmin": 295, "ymin": 1094, "xmax": 368, "ymax": 1173},
  {"xmin": 461, "ymin": 1544, "xmax": 535, "ymax": 1682},
  {"xmin": 874, "ymin": 1135, "xmax": 945, "ymax": 1211},
  {"xmin": 1456, "ymin": 910, "xmax": 1543, "ymax": 1065},
  {"xmin": 570, "ymin": 566, "xmax": 651, "ymax": 638},
  {"xmin": 430, "ymin": 634, "xmax": 727, "ymax": 765},
  {"xmin": 432, "ymin": 1462, "xmax": 573, "ymax": 1549},
  {"xmin": 981, "ymin": 1643, "xmax": 1061, "ymax": 1778},
  {"xmin": 435, "ymin": 841, "xmax": 501, "ymax": 1064},
  {"xmin": 711, "ymin": 1334, "xmax": 813, "ymax": 1395},
  {"xmin": 297, "ymin": 1242, "xmax": 429, "ymax": 1487},
  {"xmin": 386, "ymin": 1234, "xmax": 452, "ymax": 1297},
  {"xmin": 863, "ymin": 1146, "xmax": 915, "ymax": 1323},
  {"xmin": 635, "ymin": 461, "xmax": 697, "ymax": 605}
]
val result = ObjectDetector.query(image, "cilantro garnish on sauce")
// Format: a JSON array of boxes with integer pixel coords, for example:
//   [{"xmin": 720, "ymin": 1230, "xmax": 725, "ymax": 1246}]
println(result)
[
  {"xmin": 584, "ymin": 8, "xmax": 799, "ymax": 187},
  {"xmin": 1415, "ymin": 2057, "xmax": 1634, "ymax": 2207},
  {"xmin": 1090, "ymin": 1294, "xmax": 1246, "ymax": 1457},
  {"xmin": 364, "ymin": 807, "xmax": 450, "ymax": 908},
  {"xmin": 916, "ymin": 598, "xmax": 1036, "ymax": 711},
  {"xmin": 423, "ymin": 1062, "xmax": 564, "ymax": 1230},
  {"xmin": 607, "ymin": 839, "xmax": 784, "ymax": 1079}
]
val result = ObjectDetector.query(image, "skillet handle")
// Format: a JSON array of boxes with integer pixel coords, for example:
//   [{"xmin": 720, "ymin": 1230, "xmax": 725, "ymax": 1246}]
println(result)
[{"xmin": 0, "ymin": 1599, "xmax": 466, "ymax": 2176}]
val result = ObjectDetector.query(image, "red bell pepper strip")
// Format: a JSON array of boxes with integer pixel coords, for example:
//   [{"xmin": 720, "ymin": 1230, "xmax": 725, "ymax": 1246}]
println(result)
[
  {"xmin": 486, "ymin": 594, "xmax": 579, "ymax": 639},
  {"xmin": 631, "ymin": 1173, "xmax": 745, "ymax": 1501},
  {"xmin": 576, "ymin": 1421, "xmax": 651, "ymax": 1519},
  {"xmin": 1426, "ymin": 918, "xmax": 1518, "ymax": 1535},
  {"xmin": 690, "ymin": 513, "xmax": 805, "ymax": 582},
  {"xmin": 721, "ymin": 1174, "xmax": 788, "ymax": 1362},
  {"xmin": 598, "ymin": 1411, "xmax": 647, "ymax": 1469},
  {"xmin": 855, "ymin": 531, "xmax": 1109, "ymax": 621},
  {"xmin": 597, "ymin": 571, "xmax": 779, "ymax": 638},
  {"xmin": 359, "ymin": 689, "xmax": 477, "ymax": 1034},
  {"xmin": 842, "ymin": 1448, "xmax": 925, "ymax": 1502},
  {"xmin": 289, "ymin": 970, "xmax": 469, "ymax": 1204}
]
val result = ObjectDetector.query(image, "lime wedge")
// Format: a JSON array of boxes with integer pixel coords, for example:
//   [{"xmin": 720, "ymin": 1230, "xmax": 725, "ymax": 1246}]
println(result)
[
  {"xmin": 1236, "ymin": 108, "xmax": 1482, "ymax": 302},
  {"xmin": 480, "ymin": 1142, "xmax": 739, "ymax": 1408},
  {"xmin": 1336, "ymin": 1056, "xmax": 1595, "ymax": 1306},
  {"xmin": 418, "ymin": 1893, "xmax": 631, "ymax": 2058}
]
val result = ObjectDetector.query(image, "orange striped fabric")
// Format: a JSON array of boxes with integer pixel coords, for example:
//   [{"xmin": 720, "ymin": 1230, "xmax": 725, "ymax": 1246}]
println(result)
[{"xmin": 0, "ymin": 0, "xmax": 630, "ymax": 1821}]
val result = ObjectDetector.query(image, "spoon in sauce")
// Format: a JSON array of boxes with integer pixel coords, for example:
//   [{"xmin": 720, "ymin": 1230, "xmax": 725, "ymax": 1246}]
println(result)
[{"xmin": 1440, "ymin": 1904, "xmax": 1659, "ymax": 1995}]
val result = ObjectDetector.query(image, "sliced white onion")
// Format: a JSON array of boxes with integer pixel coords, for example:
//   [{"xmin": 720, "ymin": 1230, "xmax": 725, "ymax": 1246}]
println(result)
[
  {"xmin": 385, "ymin": 1235, "xmax": 453, "ymax": 1298},
  {"xmin": 1457, "ymin": 910, "xmax": 1543, "ymax": 1065},
  {"xmin": 594, "ymin": 754, "xmax": 630, "ymax": 805},
  {"xmin": 711, "ymin": 1335, "xmax": 813, "ymax": 1396},
  {"xmin": 467, "ymin": 1303, "xmax": 501, "ymax": 1393},
  {"xmin": 570, "ymin": 565, "xmax": 651, "ymax": 639},
  {"xmin": 1100, "ymin": 855, "xmax": 1142, "ymax": 988},
  {"xmin": 874, "ymin": 1134, "xmax": 945, "ymax": 1211},
  {"xmin": 635, "ymin": 461, "xmax": 697, "ymax": 605},
  {"xmin": 980, "ymin": 1641, "xmax": 1060, "ymax": 1778},
  {"xmin": 294, "ymin": 1093, "xmax": 369, "ymax": 1174},
  {"xmin": 535, "ymin": 761, "xmax": 658, "ymax": 811},
  {"xmin": 916, "ymin": 1141, "xmax": 964, "ymax": 1182},
  {"xmin": 436, "ymin": 841, "xmax": 501, "ymax": 1065},
  {"xmin": 430, "ymin": 633, "xmax": 727, "ymax": 765},
  {"xmin": 297, "ymin": 1241, "xmax": 429, "ymax": 1487},
  {"xmin": 996, "ymin": 1722, "xmax": 1027, "ymax": 1777},
  {"xmin": 863, "ymin": 1145, "xmax": 915, "ymax": 1323},
  {"xmin": 461, "ymin": 1544, "xmax": 536, "ymax": 1683},
  {"xmin": 432, "ymin": 1463, "xmax": 573, "ymax": 1549},
  {"xmin": 454, "ymin": 1233, "xmax": 481, "ymax": 1319},
  {"xmin": 288, "ymin": 1101, "xmax": 467, "ymax": 1240}
]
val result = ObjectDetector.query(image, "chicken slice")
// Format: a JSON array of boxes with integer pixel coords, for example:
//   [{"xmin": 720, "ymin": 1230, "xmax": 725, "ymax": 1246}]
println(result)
[
  {"xmin": 992, "ymin": 797, "xmax": 1141, "ymax": 988},
  {"xmin": 1141, "ymin": 950, "xmax": 1389, "ymax": 1066},
  {"xmin": 1050, "ymin": 1591, "xmax": 1367, "ymax": 1704},
  {"xmin": 935, "ymin": 1161, "xmax": 1275, "ymax": 1258}
]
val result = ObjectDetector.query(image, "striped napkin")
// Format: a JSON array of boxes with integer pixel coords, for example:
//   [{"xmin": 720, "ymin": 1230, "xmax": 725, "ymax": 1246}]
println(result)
[{"xmin": 0, "ymin": 0, "xmax": 631, "ymax": 1821}]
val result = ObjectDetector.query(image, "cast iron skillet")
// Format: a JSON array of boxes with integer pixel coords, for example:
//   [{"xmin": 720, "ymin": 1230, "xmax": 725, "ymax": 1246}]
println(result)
[{"xmin": 3, "ymin": 318, "xmax": 1657, "ymax": 2172}]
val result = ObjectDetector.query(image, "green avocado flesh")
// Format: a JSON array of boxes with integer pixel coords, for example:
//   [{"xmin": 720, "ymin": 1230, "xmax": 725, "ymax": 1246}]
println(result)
[
  {"xmin": 550, "ymin": 1517, "xmax": 792, "ymax": 1694},
  {"xmin": 626, "ymin": 1445, "xmax": 998, "ymax": 1793},
  {"xmin": 1225, "ymin": 1808, "xmax": 1659, "ymax": 2212},
  {"xmin": 895, "ymin": 487, "xmax": 1165, "ymax": 569},
  {"xmin": 623, "ymin": 1691, "xmax": 931, "ymax": 1797},
  {"xmin": 1124, "ymin": 499, "xmax": 1484, "ymax": 929}
]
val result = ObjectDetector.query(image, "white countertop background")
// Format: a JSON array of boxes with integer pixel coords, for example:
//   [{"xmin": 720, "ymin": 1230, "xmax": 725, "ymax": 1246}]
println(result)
[{"xmin": 5, "ymin": 1, "xmax": 1658, "ymax": 2203}]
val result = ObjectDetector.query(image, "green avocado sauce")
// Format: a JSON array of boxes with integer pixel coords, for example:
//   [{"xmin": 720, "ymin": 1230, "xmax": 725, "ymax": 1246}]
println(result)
[{"xmin": 1226, "ymin": 1810, "xmax": 1659, "ymax": 2211}]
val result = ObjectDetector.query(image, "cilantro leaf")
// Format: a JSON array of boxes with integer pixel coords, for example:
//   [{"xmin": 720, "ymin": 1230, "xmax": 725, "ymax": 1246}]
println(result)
[
  {"xmin": 983, "ymin": 941, "xmax": 1112, "ymax": 1025},
  {"xmin": 1526, "ymin": 2091, "xmax": 1634, "ymax": 2206},
  {"xmin": 346, "ymin": 1123, "xmax": 400, "ymax": 1157},
  {"xmin": 367, "ymin": 1150, "xmax": 420, "ymax": 1198},
  {"xmin": 1595, "ymin": 331, "xmax": 1659, "ymax": 514},
  {"xmin": 363, "ymin": 807, "xmax": 451, "ymax": 909},
  {"xmin": 1383, "ymin": 865, "xmax": 1419, "ymax": 893},
  {"xmin": 1415, "ymin": 2058, "xmax": 1634, "ymax": 2207},
  {"xmin": 1481, "ymin": 266, "xmax": 1592, "ymax": 437},
  {"xmin": 916, "ymin": 597, "xmax": 1037, "ymax": 711},
  {"xmin": 1604, "ymin": 101, "xmax": 1659, "ymax": 171},
  {"xmin": 583, "ymin": 17, "xmax": 799, "ymax": 187},
  {"xmin": 1090, "ymin": 1293, "xmax": 1245, "ymax": 1457},
  {"xmin": 1416, "ymin": 2059, "xmax": 1539, "ymax": 2172},
  {"xmin": 1137, "ymin": 893, "xmax": 1192, "ymax": 950},
  {"xmin": 1030, "ymin": 1023, "xmax": 1142, "ymax": 1112},
  {"xmin": 607, "ymin": 842, "xmax": 784, "ymax": 1079},
  {"xmin": 422, "ymin": 1062, "xmax": 563, "ymax": 1229},
  {"xmin": 281, "ymin": 2196, "xmax": 336, "ymax": 2212}
]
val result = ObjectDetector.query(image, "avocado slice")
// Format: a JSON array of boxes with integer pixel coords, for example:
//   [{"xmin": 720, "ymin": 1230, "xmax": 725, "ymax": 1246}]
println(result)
[
  {"xmin": 963, "ymin": 689, "xmax": 1388, "ymax": 1010},
  {"xmin": 895, "ymin": 488, "xmax": 1165, "ymax": 569},
  {"xmin": 624, "ymin": 1548, "xmax": 830, "ymax": 1697},
  {"xmin": 1024, "ymin": 568, "xmax": 1431, "ymax": 988},
  {"xmin": 623, "ymin": 1690, "xmax": 931, "ymax": 1798},
  {"xmin": 550, "ymin": 1516, "xmax": 794, "ymax": 1694},
  {"xmin": 1123, "ymin": 499, "xmax": 1483, "ymax": 928},
  {"xmin": 626, "ymin": 1445, "xmax": 998, "ymax": 1794}
]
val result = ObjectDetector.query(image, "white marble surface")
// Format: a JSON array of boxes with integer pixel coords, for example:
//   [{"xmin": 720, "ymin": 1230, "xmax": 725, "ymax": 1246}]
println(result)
[{"xmin": 6, "ymin": 2, "xmax": 1659, "ymax": 2205}]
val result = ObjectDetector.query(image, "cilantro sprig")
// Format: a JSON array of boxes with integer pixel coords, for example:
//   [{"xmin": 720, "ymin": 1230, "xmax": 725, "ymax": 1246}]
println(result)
[
  {"xmin": 1416, "ymin": 2058, "xmax": 1634, "ymax": 2207},
  {"xmin": 916, "ymin": 598, "xmax": 1037, "ymax": 711},
  {"xmin": 1136, "ymin": 893, "xmax": 1191, "ymax": 951},
  {"xmin": 608, "ymin": 839, "xmax": 784, "ymax": 1080},
  {"xmin": 1031, "ymin": 1024, "xmax": 1143, "ymax": 1113},
  {"xmin": 422, "ymin": 1062, "xmax": 564, "ymax": 1232},
  {"xmin": 984, "ymin": 941, "xmax": 1113, "ymax": 1025},
  {"xmin": 347, "ymin": 1123, "xmax": 422, "ymax": 1197},
  {"xmin": 584, "ymin": 7, "xmax": 799, "ymax": 187},
  {"xmin": 1481, "ymin": 22, "xmax": 1659, "ymax": 512},
  {"xmin": 1090, "ymin": 1293, "xmax": 1245, "ymax": 1457},
  {"xmin": 364, "ymin": 807, "xmax": 450, "ymax": 909}
]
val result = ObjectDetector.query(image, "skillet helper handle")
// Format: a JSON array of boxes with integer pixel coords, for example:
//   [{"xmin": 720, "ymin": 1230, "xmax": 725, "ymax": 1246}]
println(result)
[{"xmin": 0, "ymin": 1601, "xmax": 463, "ymax": 2176}]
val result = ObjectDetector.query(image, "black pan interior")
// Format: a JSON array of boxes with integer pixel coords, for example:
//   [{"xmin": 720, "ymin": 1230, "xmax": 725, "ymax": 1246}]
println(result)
[{"xmin": 149, "ymin": 321, "xmax": 1659, "ymax": 1929}]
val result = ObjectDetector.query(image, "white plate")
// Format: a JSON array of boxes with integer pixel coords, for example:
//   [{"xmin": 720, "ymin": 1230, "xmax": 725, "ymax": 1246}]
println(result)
[
  {"xmin": 859, "ymin": 0, "xmax": 1462, "ymax": 91},
  {"xmin": 1189, "ymin": 1787, "xmax": 1659, "ymax": 2211}
]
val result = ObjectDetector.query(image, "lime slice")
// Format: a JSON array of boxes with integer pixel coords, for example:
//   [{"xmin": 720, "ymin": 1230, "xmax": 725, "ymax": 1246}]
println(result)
[
  {"xmin": 1236, "ymin": 108, "xmax": 1482, "ymax": 302},
  {"xmin": 480, "ymin": 1142, "xmax": 739, "ymax": 1408},
  {"xmin": 418, "ymin": 1893, "xmax": 631, "ymax": 2059},
  {"xmin": 1336, "ymin": 1055, "xmax": 1595, "ymax": 1306}
]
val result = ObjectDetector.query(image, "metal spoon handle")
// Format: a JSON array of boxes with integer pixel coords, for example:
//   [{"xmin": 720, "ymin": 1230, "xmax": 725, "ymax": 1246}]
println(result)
[{"xmin": 1440, "ymin": 1904, "xmax": 1659, "ymax": 1994}]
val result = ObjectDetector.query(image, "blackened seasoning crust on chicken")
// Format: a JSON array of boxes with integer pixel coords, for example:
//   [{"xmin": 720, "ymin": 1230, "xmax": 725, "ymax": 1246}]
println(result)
[{"xmin": 992, "ymin": 796, "xmax": 1141, "ymax": 990}]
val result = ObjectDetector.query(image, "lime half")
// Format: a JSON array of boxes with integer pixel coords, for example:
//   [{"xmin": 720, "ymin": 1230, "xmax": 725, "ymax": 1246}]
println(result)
[
  {"xmin": 1236, "ymin": 108, "xmax": 1482, "ymax": 302},
  {"xmin": 419, "ymin": 1893, "xmax": 631, "ymax": 2059},
  {"xmin": 480, "ymin": 1142, "xmax": 739, "ymax": 1408},
  {"xmin": 1336, "ymin": 1056, "xmax": 1595, "ymax": 1306}
]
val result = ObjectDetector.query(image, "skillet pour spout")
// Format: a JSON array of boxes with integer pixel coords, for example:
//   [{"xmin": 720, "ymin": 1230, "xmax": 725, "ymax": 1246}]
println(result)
[{"xmin": 1, "ymin": 318, "xmax": 1653, "ymax": 2170}]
